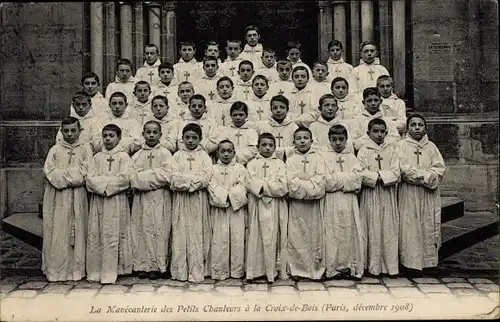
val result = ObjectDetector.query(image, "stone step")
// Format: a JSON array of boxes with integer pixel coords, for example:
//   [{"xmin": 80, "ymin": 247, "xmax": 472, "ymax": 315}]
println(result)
[
  {"xmin": 441, "ymin": 196, "xmax": 464, "ymax": 224},
  {"xmin": 1, "ymin": 213, "xmax": 42, "ymax": 251}
]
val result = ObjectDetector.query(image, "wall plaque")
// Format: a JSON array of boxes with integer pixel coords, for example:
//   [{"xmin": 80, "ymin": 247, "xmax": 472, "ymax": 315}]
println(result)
[{"xmin": 427, "ymin": 42, "xmax": 454, "ymax": 81}]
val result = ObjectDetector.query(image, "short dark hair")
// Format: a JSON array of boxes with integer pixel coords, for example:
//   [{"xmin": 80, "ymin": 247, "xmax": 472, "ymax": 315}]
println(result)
[
  {"xmin": 102, "ymin": 124, "xmax": 122, "ymax": 138},
  {"xmin": 158, "ymin": 62, "xmax": 174, "ymax": 73},
  {"xmin": 292, "ymin": 66, "xmax": 309, "ymax": 78},
  {"xmin": 238, "ymin": 60, "xmax": 254, "ymax": 70},
  {"xmin": 244, "ymin": 25, "xmax": 260, "ymax": 37},
  {"xmin": 406, "ymin": 113, "xmax": 427, "ymax": 129},
  {"xmin": 287, "ymin": 40, "xmax": 302, "ymax": 52},
  {"xmin": 230, "ymin": 101, "xmax": 248, "ymax": 115},
  {"xmin": 179, "ymin": 42, "xmax": 196, "ymax": 50},
  {"xmin": 258, "ymin": 132, "xmax": 275, "ymax": 146},
  {"xmin": 202, "ymin": 55, "xmax": 219, "ymax": 65},
  {"xmin": 270, "ymin": 95, "xmax": 289, "ymax": 110},
  {"xmin": 61, "ymin": 116, "xmax": 81, "ymax": 129},
  {"xmin": 363, "ymin": 87, "xmax": 380, "ymax": 100},
  {"xmin": 109, "ymin": 91, "xmax": 128, "ymax": 104},
  {"xmin": 72, "ymin": 91, "xmax": 91, "ymax": 104},
  {"xmin": 116, "ymin": 58, "xmax": 133, "ymax": 70},
  {"xmin": 331, "ymin": 77, "xmax": 349, "ymax": 90},
  {"xmin": 319, "ymin": 94, "xmax": 337, "ymax": 108},
  {"xmin": 151, "ymin": 95, "xmax": 168, "ymax": 106},
  {"xmin": 189, "ymin": 94, "xmax": 206, "ymax": 105},
  {"xmin": 359, "ymin": 40, "xmax": 378, "ymax": 51},
  {"xmin": 293, "ymin": 126, "xmax": 312, "ymax": 138},
  {"xmin": 328, "ymin": 124, "xmax": 348, "ymax": 139},
  {"xmin": 143, "ymin": 120, "xmax": 162, "ymax": 132},
  {"xmin": 327, "ymin": 40, "xmax": 344, "ymax": 50},
  {"xmin": 182, "ymin": 123, "xmax": 202, "ymax": 138},
  {"xmin": 368, "ymin": 118, "xmax": 387, "ymax": 132},
  {"xmin": 144, "ymin": 44, "xmax": 160, "ymax": 54},
  {"xmin": 218, "ymin": 139, "xmax": 234, "ymax": 151},
  {"xmin": 134, "ymin": 81, "xmax": 151, "ymax": 92},
  {"xmin": 217, "ymin": 76, "xmax": 234, "ymax": 88},
  {"xmin": 81, "ymin": 72, "xmax": 100, "ymax": 85},
  {"xmin": 252, "ymin": 75, "xmax": 269, "ymax": 87}
]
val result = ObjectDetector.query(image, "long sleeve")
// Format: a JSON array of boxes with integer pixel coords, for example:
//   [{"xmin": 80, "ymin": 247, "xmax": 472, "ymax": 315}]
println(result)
[
  {"xmin": 189, "ymin": 153, "xmax": 213, "ymax": 191},
  {"xmin": 43, "ymin": 147, "xmax": 70, "ymax": 189},
  {"xmin": 208, "ymin": 175, "xmax": 230, "ymax": 208},
  {"xmin": 379, "ymin": 147, "xmax": 400, "ymax": 186},
  {"xmin": 169, "ymin": 156, "xmax": 193, "ymax": 191},
  {"xmin": 325, "ymin": 172, "xmax": 344, "ymax": 192},
  {"xmin": 130, "ymin": 162, "xmax": 172, "ymax": 191},
  {"xmin": 294, "ymin": 112, "xmax": 318, "ymax": 128},
  {"xmin": 65, "ymin": 146, "xmax": 92, "ymax": 187},
  {"xmin": 357, "ymin": 148, "xmax": 378, "ymax": 188},
  {"xmin": 263, "ymin": 162, "xmax": 288, "ymax": 198},
  {"xmin": 86, "ymin": 156, "xmax": 109, "ymax": 195},
  {"xmin": 236, "ymin": 144, "xmax": 258, "ymax": 165},
  {"xmin": 104, "ymin": 155, "xmax": 132, "ymax": 196},
  {"xmin": 228, "ymin": 167, "xmax": 248, "ymax": 211},
  {"xmin": 419, "ymin": 144, "xmax": 446, "ymax": 190},
  {"xmin": 287, "ymin": 157, "xmax": 326, "ymax": 200},
  {"xmin": 341, "ymin": 159, "xmax": 362, "ymax": 192}
]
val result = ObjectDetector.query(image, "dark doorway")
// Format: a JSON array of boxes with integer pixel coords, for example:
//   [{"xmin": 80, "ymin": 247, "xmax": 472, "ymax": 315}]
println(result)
[{"xmin": 175, "ymin": 1, "xmax": 319, "ymax": 66}]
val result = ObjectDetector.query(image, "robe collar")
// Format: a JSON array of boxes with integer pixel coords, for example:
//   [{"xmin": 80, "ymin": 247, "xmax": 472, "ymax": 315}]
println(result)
[
  {"xmin": 255, "ymin": 152, "xmax": 278, "ymax": 160},
  {"xmin": 260, "ymin": 62, "xmax": 276, "ymax": 69},
  {"xmin": 335, "ymin": 93, "xmax": 355, "ymax": 103},
  {"xmin": 182, "ymin": 144, "xmax": 203, "ymax": 152},
  {"xmin": 311, "ymin": 78, "xmax": 329, "ymax": 85},
  {"xmin": 131, "ymin": 97, "xmax": 151, "ymax": 108},
  {"xmin": 250, "ymin": 91, "xmax": 270, "ymax": 102},
  {"xmin": 107, "ymin": 108, "xmax": 134, "ymax": 120},
  {"xmin": 114, "ymin": 75, "xmax": 136, "ymax": 84},
  {"xmin": 90, "ymin": 92, "xmax": 105, "ymax": 99},
  {"xmin": 317, "ymin": 114, "xmax": 342, "ymax": 126},
  {"xmin": 200, "ymin": 71, "xmax": 223, "ymax": 80},
  {"xmin": 327, "ymin": 57, "xmax": 345, "ymax": 65},
  {"xmin": 152, "ymin": 114, "xmax": 172, "ymax": 124},
  {"xmin": 289, "ymin": 58, "xmax": 304, "ymax": 65},
  {"xmin": 102, "ymin": 144, "xmax": 126, "ymax": 155},
  {"xmin": 143, "ymin": 59, "xmax": 161, "ymax": 68},
  {"xmin": 217, "ymin": 158, "xmax": 237, "ymax": 166},
  {"xmin": 361, "ymin": 109, "xmax": 384, "ymax": 119},
  {"xmin": 69, "ymin": 111, "xmax": 95, "ymax": 121},
  {"xmin": 268, "ymin": 114, "xmax": 293, "ymax": 127},
  {"xmin": 325, "ymin": 145, "xmax": 352, "ymax": 154},
  {"xmin": 363, "ymin": 136, "xmax": 389, "ymax": 151},
  {"xmin": 224, "ymin": 56, "xmax": 242, "ymax": 62},
  {"xmin": 141, "ymin": 142, "xmax": 162, "ymax": 150},
  {"xmin": 59, "ymin": 137, "xmax": 85, "ymax": 149},
  {"xmin": 156, "ymin": 79, "xmax": 178, "ymax": 88},
  {"xmin": 184, "ymin": 113, "xmax": 209, "ymax": 122},
  {"xmin": 404, "ymin": 133, "xmax": 430, "ymax": 148},
  {"xmin": 293, "ymin": 146, "xmax": 316, "ymax": 156},
  {"xmin": 382, "ymin": 93, "xmax": 399, "ymax": 101},
  {"xmin": 215, "ymin": 95, "xmax": 236, "ymax": 103},
  {"xmin": 291, "ymin": 84, "xmax": 313, "ymax": 94},
  {"xmin": 236, "ymin": 78, "xmax": 253, "ymax": 87},
  {"xmin": 229, "ymin": 121, "xmax": 254, "ymax": 130},
  {"xmin": 359, "ymin": 57, "xmax": 381, "ymax": 66},
  {"xmin": 243, "ymin": 43, "xmax": 263, "ymax": 53},
  {"xmin": 178, "ymin": 57, "xmax": 198, "ymax": 64}
]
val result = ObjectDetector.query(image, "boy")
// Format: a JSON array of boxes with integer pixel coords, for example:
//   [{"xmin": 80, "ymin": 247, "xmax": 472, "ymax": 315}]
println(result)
[
  {"xmin": 377, "ymin": 75, "xmax": 407, "ymax": 136},
  {"xmin": 331, "ymin": 77, "xmax": 363, "ymax": 120},
  {"xmin": 152, "ymin": 62, "xmax": 178, "ymax": 104},
  {"xmin": 246, "ymin": 75, "xmax": 272, "ymax": 123},
  {"xmin": 208, "ymin": 140, "xmax": 248, "ymax": 280},
  {"xmin": 352, "ymin": 41, "xmax": 390, "ymax": 95},
  {"xmin": 357, "ymin": 118, "xmax": 400, "ymax": 277},
  {"xmin": 309, "ymin": 61, "xmax": 331, "ymax": 96},
  {"xmin": 149, "ymin": 95, "xmax": 178, "ymax": 154},
  {"xmin": 239, "ymin": 25, "xmax": 263, "ymax": 70},
  {"xmin": 288, "ymin": 66, "xmax": 315, "ymax": 118},
  {"xmin": 57, "ymin": 92, "xmax": 104, "ymax": 153},
  {"xmin": 172, "ymin": 81, "xmax": 196, "ymax": 120},
  {"xmin": 246, "ymin": 133, "xmax": 289, "ymax": 282},
  {"xmin": 286, "ymin": 41, "xmax": 313, "ymax": 78},
  {"xmin": 170, "ymin": 123, "xmax": 213, "ymax": 282},
  {"xmin": 86, "ymin": 124, "xmax": 133, "ymax": 284},
  {"xmin": 212, "ymin": 76, "xmax": 238, "ymax": 126},
  {"xmin": 233, "ymin": 60, "xmax": 255, "ymax": 101},
  {"xmin": 135, "ymin": 44, "xmax": 162, "ymax": 85},
  {"xmin": 321, "ymin": 124, "xmax": 364, "ymax": 280},
  {"xmin": 268, "ymin": 59, "xmax": 295, "ymax": 97},
  {"xmin": 130, "ymin": 120, "xmax": 173, "ymax": 280},
  {"xmin": 196, "ymin": 56, "xmax": 224, "ymax": 102},
  {"xmin": 255, "ymin": 95, "xmax": 298, "ymax": 161},
  {"xmin": 396, "ymin": 114, "xmax": 445, "ymax": 275},
  {"xmin": 105, "ymin": 58, "xmax": 136, "ymax": 104},
  {"xmin": 42, "ymin": 117, "xmax": 93, "ymax": 282},
  {"xmin": 215, "ymin": 101, "xmax": 258, "ymax": 165},
  {"xmin": 255, "ymin": 48, "xmax": 279, "ymax": 83},
  {"xmin": 220, "ymin": 40, "xmax": 243, "ymax": 77},
  {"xmin": 351, "ymin": 87, "xmax": 400, "ymax": 151},
  {"xmin": 203, "ymin": 40, "xmax": 223, "ymax": 64},
  {"xmin": 173, "ymin": 41, "xmax": 200, "ymax": 83},
  {"xmin": 286, "ymin": 127, "xmax": 326, "ymax": 280},
  {"xmin": 79, "ymin": 72, "xmax": 109, "ymax": 117},
  {"xmin": 130, "ymin": 81, "xmax": 153, "ymax": 125},
  {"xmin": 326, "ymin": 40, "xmax": 354, "ymax": 84},
  {"xmin": 96, "ymin": 92, "xmax": 142, "ymax": 154}
]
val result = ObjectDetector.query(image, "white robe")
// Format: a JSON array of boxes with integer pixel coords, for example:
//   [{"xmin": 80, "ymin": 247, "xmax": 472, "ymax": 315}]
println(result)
[
  {"xmin": 130, "ymin": 144, "xmax": 173, "ymax": 273},
  {"xmin": 288, "ymin": 84, "xmax": 317, "ymax": 118},
  {"xmin": 96, "ymin": 111, "xmax": 143, "ymax": 154},
  {"xmin": 211, "ymin": 95, "xmax": 238, "ymax": 127},
  {"xmin": 396, "ymin": 134, "xmax": 445, "ymax": 270},
  {"xmin": 351, "ymin": 109, "xmax": 401, "ymax": 151},
  {"xmin": 170, "ymin": 146, "xmax": 213, "ymax": 282},
  {"xmin": 255, "ymin": 114, "xmax": 298, "ymax": 162},
  {"xmin": 232, "ymin": 78, "xmax": 254, "ymax": 101},
  {"xmin": 246, "ymin": 153, "xmax": 289, "ymax": 281},
  {"xmin": 208, "ymin": 159, "xmax": 248, "ymax": 280},
  {"xmin": 135, "ymin": 59, "xmax": 162, "ymax": 85},
  {"xmin": 196, "ymin": 72, "xmax": 224, "ymax": 102},
  {"xmin": 357, "ymin": 139, "xmax": 400, "ymax": 276},
  {"xmin": 255, "ymin": 64, "xmax": 279, "ymax": 83},
  {"xmin": 151, "ymin": 80, "xmax": 178, "ymax": 106},
  {"xmin": 337, "ymin": 94, "xmax": 363, "ymax": 120},
  {"xmin": 239, "ymin": 44, "xmax": 264, "ymax": 70},
  {"xmin": 146, "ymin": 115, "xmax": 179, "ymax": 154},
  {"xmin": 351, "ymin": 58, "xmax": 390, "ymax": 96},
  {"xmin": 128, "ymin": 98, "xmax": 153, "ymax": 126},
  {"xmin": 70, "ymin": 92, "xmax": 109, "ymax": 118},
  {"xmin": 215, "ymin": 122, "xmax": 258, "ymax": 165},
  {"xmin": 56, "ymin": 114, "xmax": 104, "ymax": 154},
  {"xmin": 326, "ymin": 57, "xmax": 354, "ymax": 87},
  {"xmin": 380, "ymin": 93, "xmax": 407, "ymax": 135},
  {"xmin": 321, "ymin": 148, "xmax": 364, "ymax": 278},
  {"xmin": 176, "ymin": 114, "xmax": 219, "ymax": 154},
  {"xmin": 173, "ymin": 58, "xmax": 201, "ymax": 83},
  {"xmin": 286, "ymin": 148, "xmax": 326, "ymax": 279},
  {"xmin": 289, "ymin": 59, "xmax": 313, "ymax": 79},
  {"xmin": 105, "ymin": 77, "xmax": 137, "ymax": 104},
  {"xmin": 220, "ymin": 57, "xmax": 243, "ymax": 78},
  {"xmin": 86, "ymin": 145, "xmax": 133, "ymax": 283},
  {"xmin": 268, "ymin": 80, "xmax": 295, "ymax": 98},
  {"xmin": 42, "ymin": 140, "xmax": 93, "ymax": 282},
  {"xmin": 244, "ymin": 91, "xmax": 272, "ymax": 123}
]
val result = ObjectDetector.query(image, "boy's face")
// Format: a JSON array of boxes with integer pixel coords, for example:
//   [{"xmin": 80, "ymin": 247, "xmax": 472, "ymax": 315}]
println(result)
[
  {"xmin": 117, "ymin": 64, "xmax": 132, "ymax": 82},
  {"xmin": 143, "ymin": 122, "xmax": 162, "ymax": 147},
  {"xmin": 72, "ymin": 98, "xmax": 91, "ymax": 117},
  {"xmin": 145, "ymin": 46, "xmax": 159, "ymax": 64},
  {"xmin": 270, "ymin": 101, "xmax": 288, "ymax": 121},
  {"xmin": 332, "ymin": 81, "xmax": 348, "ymax": 99},
  {"xmin": 360, "ymin": 44, "xmax": 378, "ymax": 64},
  {"xmin": 151, "ymin": 99, "xmax": 169, "ymax": 119},
  {"xmin": 252, "ymin": 78, "xmax": 268, "ymax": 97},
  {"xmin": 109, "ymin": 97, "xmax": 127, "ymax": 117},
  {"xmin": 408, "ymin": 117, "xmax": 426, "ymax": 141},
  {"xmin": 238, "ymin": 63, "xmax": 254, "ymax": 82},
  {"xmin": 218, "ymin": 142, "xmax": 235, "ymax": 164},
  {"xmin": 261, "ymin": 51, "xmax": 276, "ymax": 68},
  {"xmin": 287, "ymin": 48, "xmax": 301, "ymax": 63},
  {"xmin": 134, "ymin": 84, "xmax": 151, "ymax": 103},
  {"xmin": 203, "ymin": 60, "xmax": 218, "ymax": 77},
  {"xmin": 363, "ymin": 94, "xmax": 382, "ymax": 114},
  {"xmin": 226, "ymin": 42, "xmax": 241, "ymax": 59},
  {"xmin": 320, "ymin": 98, "xmax": 338, "ymax": 120},
  {"xmin": 258, "ymin": 138, "xmax": 275, "ymax": 158},
  {"xmin": 277, "ymin": 63, "xmax": 292, "ymax": 80},
  {"xmin": 102, "ymin": 130, "xmax": 120, "ymax": 150},
  {"xmin": 377, "ymin": 79, "xmax": 393, "ymax": 98},
  {"xmin": 312, "ymin": 64, "xmax": 329, "ymax": 82},
  {"xmin": 205, "ymin": 45, "xmax": 220, "ymax": 59},
  {"xmin": 246, "ymin": 30, "xmax": 260, "ymax": 46},
  {"xmin": 82, "ymin": 77, "xmax": 100, "ymax": 95},
  {"xmin": 217, "ymin": 80, "xmax": 233, "ymax": 99},
  {"xmin": 183, "ymin": 130, "xmax": 201, "ymax": 150},
  {"xmin": 188, "ymin": 98, "xmax": 206, "ymax": 118},
  {"xmin": 293, "ymin": 130, "xmax": 313, "ymax": 153},
  {"xmin": 329, "ymin": 45, "xmax": 343, "ymax": 61},
  {"xmin": 159, "ymin": 68, "xmax": 174, "ymax": 83},
  {"xmin": 178, "ymin": 84, "xmax": 194, "ymax": 103},
  {"xmin": 292, "ymin": 70, "xmax": 309, "ymax": 88},
  {"xmin": 367, "ymin": 124, "xmax": 387, "ymax": 145},
  {"xmin": 61, "ymin": 123, "xmax": 81, "ymax": 145},
  {"xmin": 180, "ymin": 45, "xmax": 195, "ymax": 61},
  {"xmin": 329, "ymin": 133, "xmax": 347, "ymax": 153},
  {"xmin": 230, "ymin": 109, "xmax": 247, "ymax": 128}
]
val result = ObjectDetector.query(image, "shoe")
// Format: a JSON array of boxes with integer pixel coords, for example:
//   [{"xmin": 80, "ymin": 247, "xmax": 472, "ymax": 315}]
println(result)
[
  {"xmin": 138, "ymin": 271, "xmax": 148, "ymax": 279},
  {"xmin": 149, "ymin": 272, "xmax": 159, "ymax": 280}
]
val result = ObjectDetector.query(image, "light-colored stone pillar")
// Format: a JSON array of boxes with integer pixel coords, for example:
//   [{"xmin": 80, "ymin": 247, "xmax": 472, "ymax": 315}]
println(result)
[
  {"xmin": 392, "ymin": 0, "xmax": 406, "ymax": 96},
  {"xmin": 149, "ymin": 2, "xmax": 161, "ymax": 48},
  {"xmin": 162, "ymin": 1, "xmax": 177, "ymax": 63},
  {"xmin": 332, "ymin": 0, "xmax": 347, "ymax": 50},
  {"xmin": 104, "ymin": 2, "xmax": 117, "ymax": 87},
  {"xmin": 349, "ymin": 0, "xmax": 361, "ymax": 64},
  {"xmin": 120, "ymin": 3, "xmax": 133, "ymax": 60},
  {"xmin": 90, "ymin": 2, "xmax": 104, "ymax": 81},
  {"xmin": 133, "ymin": 3, "xmax": 145, "ymax": 71},
  {"xmin": 361, "ymin": 0, "xmax": 374, "ymax": 41},
  {"xmin": 379, "ymin": 0, "xmax": 392, "ymax": 71},
  {"xmin": 318, "ymin": 1, "xmax": 333, "ymax": 62}
]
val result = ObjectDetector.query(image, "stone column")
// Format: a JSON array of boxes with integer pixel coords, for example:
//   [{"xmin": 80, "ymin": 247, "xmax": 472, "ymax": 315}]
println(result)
[
  {"xmin": 162, "ymin": 1, "xmax": 177, "ymax": 63},
  {"xmin": 120, "ymin": 3, "xmax": 133, "ymax": 60},
  {"xmin": 104, "ymin": 2, "xmax": 117, "ymax": 87},
  {"xmin": 149, "ymin": 2, "xmax": 161, "ymax": 48},
  {"xmin": 349, "ymin": 0, "xmax": 361, "ymax": 64},
  {"xmin": 332, "ymin": 0, "xmax": 347, "ymax": 50},
  {"xmin": 360, "ymin": 0, "xmax": 374, "ymax": 41},
  {"xmin": 392, "ymin": 0, "xmax": 406, "ymax": 96},
  {"xmin": 133, "ymin": 3, "xmax": 145, "ymax": 71},
  {"xmin": 90, "ymin": 2, "xmax": 104, "ymax": 81},
  {"xmin": 318, "ymin": 1, "xmax": 333, "ymax": 62},
  {"xmin": 379, "ymin": 0, "xmax": 392, "ymax": 71}
]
